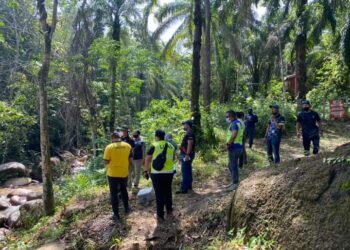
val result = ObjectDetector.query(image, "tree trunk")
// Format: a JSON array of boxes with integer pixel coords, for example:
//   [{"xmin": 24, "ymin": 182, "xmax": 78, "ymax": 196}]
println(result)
[
  {"xmin": 203, "ymin": 0, "xmax": 211, "ymax": 112},
  {"xmin": 295, "ymin": 0, "xmax": 308, "ymax": 99},
  {"xmin": 37, "ymin": 0, "xmax": 58, "ymax": 216},
  {"xmin": 109, "ymin": 11, "xmax": 121, "ymax": 133},
  {"xmin": 191, "ymin": 0, "xmax": 202, "ymax": 131}
]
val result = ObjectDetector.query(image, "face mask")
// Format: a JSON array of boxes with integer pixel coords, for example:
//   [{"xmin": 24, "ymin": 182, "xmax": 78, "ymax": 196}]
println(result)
[
  {"xmin": 302, "ymin": 107, "xmax": 310, "ymax": 111},
  {"xmin": 118, "ymin": 132, "xmax": 123, "ymax": 137},
  {"xmin": 226, "ymin": 117, "xmax": 231, "ymax": 123}
]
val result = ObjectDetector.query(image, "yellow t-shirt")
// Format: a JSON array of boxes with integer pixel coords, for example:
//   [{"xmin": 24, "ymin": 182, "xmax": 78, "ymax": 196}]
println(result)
[{"xmin": 103, "ymin": 142, "xmax": 132, "ymax": 177}]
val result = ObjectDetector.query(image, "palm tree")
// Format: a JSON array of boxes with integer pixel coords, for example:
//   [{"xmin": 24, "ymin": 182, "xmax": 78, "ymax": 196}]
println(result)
[
  {"xmin": 264, "ymin": 0, "xmax": 339, "ymax": 99},
  {"xmin": 192, "ymin": 0, "xmax": 202, "ymax": 131}
]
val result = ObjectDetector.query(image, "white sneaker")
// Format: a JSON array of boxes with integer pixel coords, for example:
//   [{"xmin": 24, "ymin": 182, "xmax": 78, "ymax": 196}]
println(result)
[{"xmin": 224, "ymin": 183, "xmax": 233, "ymax": 189}]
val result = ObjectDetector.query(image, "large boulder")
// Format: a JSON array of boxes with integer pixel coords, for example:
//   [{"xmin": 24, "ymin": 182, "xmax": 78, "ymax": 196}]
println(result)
[
  {"xmin": 3, "ymin": 177, "xmax": 32, "ymax": 187},
  {"xmin": 0, "ymin": 206, "xmax": 20, "ymax": 227},
  {"xmin": 0, "ymin": 228, "xmax": 10, "ymax": 242},
  {"xmin": 9, "ymin": 195, "xmax": 27, "ymax": 206},
  {"xmin": 227, "ymin": 143, "xmax": 350, "ymax": 250},
  {"xmin": 7, "ymin": 188, "xmax": 34, "ymax": 198},
  {"xmin": 7, "ymin": 209, "xmax": 21, "ymax": 228},
  {"xmin": 0, "ymin": 162, "xmax": 28, "ymax": 180},
  {"xmin": 0, "ymin": 198, "xmax": 10, "ymax": 210}
]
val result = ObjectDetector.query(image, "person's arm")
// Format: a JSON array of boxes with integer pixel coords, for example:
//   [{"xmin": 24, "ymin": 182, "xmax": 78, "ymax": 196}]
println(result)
[
  {"xmin": 103, "ymin": 146, "xmax": 110, "ymax": 168},
  {"xmin": 143, "ymin": 146, "xmax": 155, "ymax": 178},
  {"xmin": 265, "ymin": 123, "xmax": 270, "ymax": 138},
  {"xmin": 296, "ymin": 122, "xmax": 301, "ymax": 138},
  {"xmin": 142, "ymin": 142, "xmax": 146, "ymax": 162},
  {"xmin": 315, "ymin": 112, "xmax": 322, "ymax": 135},
  {"xmin": 184, "ymin": 140, "xmax": 193, "ymax": 161},
  {"xmin": 227, "ymin": 122, "xmax": 238, "ymax": 146},
  {"xmin": 277, "ymin": 116, "xmax": 285, "ymax": 130},
  {"xmin": 129, "ymin": 150, "xmax": 133, "ymax": 170}
]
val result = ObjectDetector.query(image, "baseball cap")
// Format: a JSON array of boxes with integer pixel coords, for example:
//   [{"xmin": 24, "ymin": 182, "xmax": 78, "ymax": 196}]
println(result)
[
  {"xmin": 269, "ymin": 104, "xmax": 280, "ymax": 109},
  {"xmin": 301, "ymin": 100, "xmax": 311, "ymax": 105},
  {"xmin": 182, "ymin": 120, "xmax": 193, "ymax": 127}
]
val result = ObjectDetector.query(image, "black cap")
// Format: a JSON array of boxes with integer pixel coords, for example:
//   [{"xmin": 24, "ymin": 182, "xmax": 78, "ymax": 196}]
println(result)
[
  {"xmin": 121, "ymin": 126, "xmax": 129, "ymax": 131},
  {"xmin": 155, "ymin": 130, "xmax": 166, "ymax": 140},
  {"xmin": 302, "ymin": 100, "xmax": 311, "ymax": 105},
  {"xmin": 111, "ymin": 131, "xmax": 121, "ymax": 137},
  {"xmin": 182, "ymin": 120, "xmax": 193, "ymax": 127},
  {"xmin": 269, "ymin": 104, "xmax": 279, "ymax": 109}
]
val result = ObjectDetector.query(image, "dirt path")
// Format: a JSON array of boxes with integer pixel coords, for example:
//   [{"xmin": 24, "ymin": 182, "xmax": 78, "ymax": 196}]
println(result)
[{"xmin": 117, "ymin": 122, "xmax": 350, "ymax": 249}]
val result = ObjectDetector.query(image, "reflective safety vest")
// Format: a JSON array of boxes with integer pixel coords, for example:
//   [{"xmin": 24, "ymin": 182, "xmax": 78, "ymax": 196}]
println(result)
[
  {"xmin": 226, "ymin": 120, "xmax": 244, "ymax": 145},
  {"xmin": 151, "ymin": 141, "xmax": 175, "ymax": 174}
]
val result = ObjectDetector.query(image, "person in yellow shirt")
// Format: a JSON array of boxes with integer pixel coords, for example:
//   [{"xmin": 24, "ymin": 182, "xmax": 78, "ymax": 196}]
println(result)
[{"xmin": 104, "ymin": 131, "xmax": 133, "ymax": 220}]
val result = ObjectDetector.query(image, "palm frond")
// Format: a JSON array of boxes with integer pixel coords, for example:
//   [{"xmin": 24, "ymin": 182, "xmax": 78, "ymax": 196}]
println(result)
[
  {"xmin": 152, "ymin": 14, "xmax": 187, "ymax": 40},
  {"xmin": 156, "ymin": 1, "xmax": 190, "ymax": 22},
  {"xmin": 162, "ymin": 19, "xmax": 189, "ymax": 58}
]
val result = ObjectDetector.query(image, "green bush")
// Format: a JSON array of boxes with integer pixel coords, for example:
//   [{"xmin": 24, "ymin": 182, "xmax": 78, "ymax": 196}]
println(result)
[
  {"xmin": 137, "ymin": 98, "xmax": 191, "ymax": 145},
  {"xmin": 0, "ymin": 101, "xmax": 35, "ymax": 162}
]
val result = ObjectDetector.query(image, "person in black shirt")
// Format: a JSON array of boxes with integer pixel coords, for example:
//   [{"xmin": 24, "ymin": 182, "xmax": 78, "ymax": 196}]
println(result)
[
  {"xmin": 296, "ymin": 100, "xmax": 322, "ymax": 156},
  {"xmin": 120, "ymin": 126, "xmax": 135, "ymax": 149},
  {"xmin": 176, "ymin": 120, "xmax": 196, "ymax": 194},
  {"xmin": 128, "ymin": 130, "xmax": 145, "ymax": 189}
]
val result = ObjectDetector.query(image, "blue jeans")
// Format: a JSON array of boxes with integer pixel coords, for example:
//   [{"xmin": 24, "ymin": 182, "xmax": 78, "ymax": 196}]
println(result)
[
  {"xmin": 180, "ymin": 155, "xmax": 193, "ymax": 192},
  {"xmin": 228, "ymin": 148, "xmax": 243, "ymax": 184},
  {"xmin": 247, "ymin": 127, "xmax": 255, "ymax": 148},
  {"xmin": 266, "ymin": 136, "xmax": 281, "ymax": 163}
]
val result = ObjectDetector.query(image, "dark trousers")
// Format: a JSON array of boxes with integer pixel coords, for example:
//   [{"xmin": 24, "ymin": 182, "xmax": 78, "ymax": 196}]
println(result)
[
  {"xmin": 108, "ymin": 176, "xmax": 129, "ymax": 216},
  {"xmin": 247, "ymin": 127, "xmax": 255, "ymax": 148},
  {"xmin": 302, "ymin": 134, "xmax": 320, "ymax": 156},
  {"xmin": 228, "ymin": 148, "xmax": 243, "ymax": 184},
  {"xmin": 180, "ymin": 156, "xmax": 193, "ymax": 192},
  {"xmin": 238, "ymin": 144, "xmax": 247, "ymax": 168},
  {"xmin": 267, "ymin": 136, "xmax": 281, "ymax": 164},
  {"xmin": 151, "ymin": 173, "xmax": 173, "ymax": 219}
]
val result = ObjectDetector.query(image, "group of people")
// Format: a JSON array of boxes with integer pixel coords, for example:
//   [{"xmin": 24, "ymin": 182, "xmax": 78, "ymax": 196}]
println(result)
[
  {"xmin": 225, "ymin": 100, "xmax": 322, "ymax": 190},
  {"xmin": 103, "ymin": 121, "xmax": 196, "ymax": 221},
  {"xmin": 103, "ymin": 100, "xmax": 321, "ymax": 221}
]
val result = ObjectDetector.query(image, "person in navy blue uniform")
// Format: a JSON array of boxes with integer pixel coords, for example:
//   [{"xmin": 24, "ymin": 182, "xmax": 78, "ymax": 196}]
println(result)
[
  {"xmin": 245, "ymin": 108, "xmax": 259, "ymax": 148},
  {"xmin": 265, "ymin": 105, "xmax": 285, "ymax": 164},
  {"xmin": 296, "ymin": 100, "xmax": 322, "ymax": 156}
]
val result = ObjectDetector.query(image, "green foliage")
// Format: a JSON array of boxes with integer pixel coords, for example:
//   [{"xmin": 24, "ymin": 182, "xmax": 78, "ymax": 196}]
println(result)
[
  {"xmin": 0, "ymin": 101, "xmax": 35, "ymax": 162},
  {"xmin": 207, "ymin": 228, "xmax": 275, "ymax": 250},
  {"xmin": 341, "ymin": 15, "xmax": 350, "ymax": 68},
  {"xmin": 138, "ymin": 98, "xmax": 191, "ymax": 144},
  {"xmin": 55, "ymin": 169, "xmax": 107, "ymax": 207}
]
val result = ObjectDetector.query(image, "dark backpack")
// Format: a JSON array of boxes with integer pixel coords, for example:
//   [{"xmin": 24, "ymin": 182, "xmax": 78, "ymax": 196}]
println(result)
[{"xmin": 152, "ymin": 143, "xmax": 168, "ymax": 171}]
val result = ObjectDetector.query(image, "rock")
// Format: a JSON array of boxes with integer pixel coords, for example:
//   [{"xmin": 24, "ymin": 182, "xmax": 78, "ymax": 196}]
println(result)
[
  {"xmin": 50, "ymin": 156, "xmax": 61, "ymax": 167},
  {"xmin": 3, "ymin": 177, "xmax": 32, "ymax": 187},
  {"xmin": 227, "ymin": 143, "xmax": 350, "ymax": 250},
  {"xmin": 0, "ymin": 228, "xmax": 10, "ymax": 242},
  {"xmin": 22, "ymin": 199, "xmax": 43, "ymax": 211},
  {"xmin": 59, "ymin": 151, "xmax": 75, "ymax": 163},
  {"xmin": 36, "ymin": 242, "xmax": 67, "ymax": 250},
  {"xmin": 27, "ymin": 192, "xmax": 43, "ymax": 201},
  {"xmin": 0, "ymin": 198, "xmax": 10, "ymax": 210},
  {"xmin": 0, "ymin": 162, "xmax": 28, "ymax": 179},
  {"xmin": 9, "ymin": 195, "xmax": 27, "ymax": 206},
  {"xmin": 71, "ymin": 166, "xmax": 86, "ymax": 174},
  {"xmin": 0, "ymin": 206, "xmax": 20, "ymax": 227},
  {"xmin": 7, "ymin": 209, "xmax": 21, "ymax": 228},
  {"xmin": 7, "ymin": 188, "xmax": 33, "ymax": 198}
]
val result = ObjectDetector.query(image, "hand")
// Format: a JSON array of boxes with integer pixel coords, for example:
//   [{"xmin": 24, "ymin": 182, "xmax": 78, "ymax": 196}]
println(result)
[
  {"xmin": 184, "ymin": 155, "xmax": 190, "ymax": 162},
  {"xmin": 143, "ymin": 171, "xmax": 149, "ymax": 180}
]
